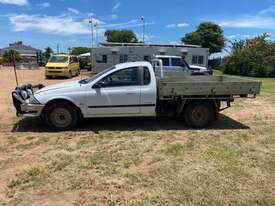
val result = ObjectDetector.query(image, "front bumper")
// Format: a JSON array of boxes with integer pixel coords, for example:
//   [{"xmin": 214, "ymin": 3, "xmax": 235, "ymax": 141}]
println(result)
[
  {"xmin": 12, "ymin": 84, "xmax": 45, "ymax": 117},
  {"xmin": 45, "ymin": 68, "xmax": 70, "ymax": 77}
]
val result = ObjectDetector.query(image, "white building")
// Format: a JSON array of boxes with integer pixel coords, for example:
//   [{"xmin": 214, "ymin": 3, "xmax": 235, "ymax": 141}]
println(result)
[{"xmin": 91, "ymin": 43, "xmax": 209, "ymax": 73}]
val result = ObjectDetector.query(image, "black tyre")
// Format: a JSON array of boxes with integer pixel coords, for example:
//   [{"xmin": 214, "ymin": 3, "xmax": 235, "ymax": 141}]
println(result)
[
  {"xmin": 184, "ymin": 101, "xmax": 215, "ymax": 128},
  {"xmin": 45, "ymin": 75, "xmax": 52, "ymax": 79},
  {"xmin": 45, "ymin": 103, "xmax": 78, "ymax": 131},
  {"xmin": 76, "ymin": 70, "xmax": 80, "ymax": 76}
]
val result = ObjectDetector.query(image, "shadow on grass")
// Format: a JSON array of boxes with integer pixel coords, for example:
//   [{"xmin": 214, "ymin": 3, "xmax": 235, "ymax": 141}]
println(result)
[{"xmin": 11, "ymin": 114, "xmax": 249, "ymax": 133}]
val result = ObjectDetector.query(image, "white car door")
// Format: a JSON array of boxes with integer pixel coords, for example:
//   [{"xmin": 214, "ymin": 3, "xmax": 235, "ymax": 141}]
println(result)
[
  {"xmin": 86, "ymin": 67, "xmax": 141, "ymax": 116},
  {"xmin": 140, "ymin": 67, "xmax": 157, "ymax": 116}
]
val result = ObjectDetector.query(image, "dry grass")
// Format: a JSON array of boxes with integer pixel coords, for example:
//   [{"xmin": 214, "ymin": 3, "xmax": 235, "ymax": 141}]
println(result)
[{"xmin": 0, "ymin": 68, "xmax": 274, "ymax": 205}]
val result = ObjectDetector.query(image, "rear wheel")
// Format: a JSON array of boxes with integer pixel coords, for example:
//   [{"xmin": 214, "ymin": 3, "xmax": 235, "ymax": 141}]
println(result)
[
  {"xmin": 184, "ymin": 101, "xmax": 215, "ymax": 128},
  {"xmin": 45, "ymin": 103, "xmax": 78, "ymax": 131}
]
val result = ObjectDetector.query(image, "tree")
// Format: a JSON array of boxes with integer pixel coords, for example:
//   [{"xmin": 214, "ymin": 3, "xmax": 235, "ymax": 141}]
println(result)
[
  {"xmin": 3, "ymin": 50, "xmax": 21, "ymax": 64},
  {"xmin": 105, "ymin": 29, "xmax": 138, "ymax": 43},
  {"xmin": 43, "ymin": 47, "xmax": 53, "ymax": 61},
  {"xmin": 181, "ymin": 22, "xmax": 225, "ymax": 54},
  {"xmin": 222, "ymin": 33, "xmax": 275, "ymax": 77},
  {"xmin": 71, "ymin": 47, "xmax": 90, "ymax": 55}
]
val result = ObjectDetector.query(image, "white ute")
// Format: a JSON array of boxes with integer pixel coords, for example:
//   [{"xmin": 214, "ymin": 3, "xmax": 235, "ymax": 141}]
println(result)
[
  {"xmin": 153, "ymin": 55, "xmax": 211, "ymax": 76},
  {"xmin": 12, "ymin": 61, "xmax": 261, "ymax": 130}
]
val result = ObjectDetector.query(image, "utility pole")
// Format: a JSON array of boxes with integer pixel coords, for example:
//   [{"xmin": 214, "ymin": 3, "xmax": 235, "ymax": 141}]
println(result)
[
  {"xmin": 94, "ymin": 21, "xmax": 98, "ymax": 46},
  {"xmin": 89, "ymin": 16, "xmax": 94, "ymax": 71},
  {"xmin": 57, "ymin": 43, "xmax": 59, "ymax": 54},
  {"xmin": 141, "ymin": 16, "xmax": 145, "ymax": 44}
]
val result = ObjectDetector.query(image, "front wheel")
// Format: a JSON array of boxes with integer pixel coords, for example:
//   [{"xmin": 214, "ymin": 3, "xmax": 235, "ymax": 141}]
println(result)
[
  {"xmin": 76, "ymin": 69, "xmax": 80, "ymax": 76},
  {"xmin": 45, "ymin": 103, "xmax": 78, "ymax": 131},
  {"xmin": 184, "ymin": 101, "xmax": 215, "ymax": 128},
  {"xmin": 67, "ymin": 71, "xmax": 72, "ymax": 79}
]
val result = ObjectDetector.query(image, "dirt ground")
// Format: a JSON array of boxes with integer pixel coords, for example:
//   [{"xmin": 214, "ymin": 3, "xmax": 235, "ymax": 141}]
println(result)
[{"xmin": 0, "ymin": 67, "xmax": 274, "ymax": 206}]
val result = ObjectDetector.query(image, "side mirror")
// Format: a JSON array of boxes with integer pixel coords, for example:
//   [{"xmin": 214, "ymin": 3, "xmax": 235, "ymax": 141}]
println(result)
[{"xmin": 92, "ymin": 81, "xmax": 104, "ymax": 89}]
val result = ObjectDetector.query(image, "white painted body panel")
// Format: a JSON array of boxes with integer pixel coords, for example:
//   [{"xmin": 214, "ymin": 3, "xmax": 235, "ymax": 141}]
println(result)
[{"xmin": 33, "ymin": 62, "xmax": 157, "ymax": 118}]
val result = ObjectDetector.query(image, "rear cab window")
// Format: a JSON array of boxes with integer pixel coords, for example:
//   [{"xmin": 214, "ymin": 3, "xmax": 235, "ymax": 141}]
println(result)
[{"xmin": 143, "ymin": 67, "xmax": 151, "ymax": 85}]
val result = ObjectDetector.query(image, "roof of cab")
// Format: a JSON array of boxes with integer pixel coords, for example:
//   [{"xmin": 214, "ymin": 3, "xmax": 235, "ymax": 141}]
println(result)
[{"xmin": 115, "ymin": 61, "xmax": 152, "ymax": 69}]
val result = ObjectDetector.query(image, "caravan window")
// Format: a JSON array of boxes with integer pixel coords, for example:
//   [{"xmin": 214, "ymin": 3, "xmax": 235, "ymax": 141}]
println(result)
[
  {"xmin": 96, "ymin": 54, "xmax": 108, "ymax": 63},
  {"xmin": 119, "ymin": 55, "xmax": 128, "ymax": 63},
  {"xmin": 144, "ymin": 56, "xmax": 151, "ymax": 62},
  {"xmin": 192, "ymin": 55, "xmax": 204, "ymax": 65}
]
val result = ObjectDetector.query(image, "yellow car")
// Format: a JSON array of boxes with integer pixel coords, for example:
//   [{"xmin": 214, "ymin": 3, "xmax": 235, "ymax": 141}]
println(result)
[{"xmin": 45, "ymin": 54, "xmax": 80, "ymax": 79}]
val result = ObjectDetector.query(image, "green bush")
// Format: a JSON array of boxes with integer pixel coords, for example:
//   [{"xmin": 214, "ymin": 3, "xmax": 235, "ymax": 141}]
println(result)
[{"xmin": 222, "ymin": 34, "xmax": 275, "ymax": 77}]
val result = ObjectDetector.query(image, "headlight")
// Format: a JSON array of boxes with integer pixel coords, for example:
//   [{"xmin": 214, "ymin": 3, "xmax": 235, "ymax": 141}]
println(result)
[
  {"xmin": 28, "ymin": 95, "xmax": 40, "ymax": 104},
  {"xmin": 20, "ymin": 90, "xmax": 28, "ymax": 100}
]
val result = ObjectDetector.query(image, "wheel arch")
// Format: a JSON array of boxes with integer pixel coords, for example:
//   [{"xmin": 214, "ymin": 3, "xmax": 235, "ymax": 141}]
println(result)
[{"xmin": 42, "ymin": 98, "xmax": 83, "ymax": 119}]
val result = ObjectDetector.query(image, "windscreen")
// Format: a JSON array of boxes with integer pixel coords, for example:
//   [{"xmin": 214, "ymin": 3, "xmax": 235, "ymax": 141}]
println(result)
[
  {"xmin": 48, "ymin": 56, "xmax": 69, "ymax": 63},
  {"xmin": 79, "ymin": 66, "xmax": 115, "ymax": 84}
]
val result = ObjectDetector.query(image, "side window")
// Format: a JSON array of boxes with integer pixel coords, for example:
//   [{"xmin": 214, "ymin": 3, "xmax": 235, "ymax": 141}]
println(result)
[
  {"xmin": 143, "ymin": 67, "xmax": 151, "ymax": 85},
  {"xmin": 159, "ymin": 58, "xmax": 169, "ymax": 66},
  {"xmin": 172, "ymin": 58, "xmax": 182, "ymax": 66},
  {"xmin": 101, "ymin": 67, "xmax": 140, "ymax": 87},
  {"xmin": 172, "ymin": 58, "xmax": 186, "ymax": 68}
]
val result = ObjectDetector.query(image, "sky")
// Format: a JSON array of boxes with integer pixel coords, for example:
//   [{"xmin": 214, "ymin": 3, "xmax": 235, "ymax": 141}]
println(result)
[{"xmin": 1, "ymin": 0, "xmax": 275, "ymax": 53}]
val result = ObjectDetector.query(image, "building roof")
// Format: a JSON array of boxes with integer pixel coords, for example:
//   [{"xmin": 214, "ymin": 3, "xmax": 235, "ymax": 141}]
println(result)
[
  {"xmin": 99, "ymin": 42, "xmax": 202, "ymax": 48},
  {"xmin": 1, "ymin": 41, "xmax": 41, "ymax": 56}
]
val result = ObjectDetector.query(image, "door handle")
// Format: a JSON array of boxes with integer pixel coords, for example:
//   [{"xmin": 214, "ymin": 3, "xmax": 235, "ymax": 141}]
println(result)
[{"xmin": 126, "ymin": 93, "xmax": 135, "ymax": 95}]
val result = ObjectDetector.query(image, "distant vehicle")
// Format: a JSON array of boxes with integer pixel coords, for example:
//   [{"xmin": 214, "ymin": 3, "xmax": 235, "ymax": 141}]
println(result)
[
  {"xmin": 153, "ymin": 55, "xmax": 211, "ymax": 76},
  {"xmin": 189, "ymin": 65, "xmax": 213, "ymax": 75},
  {"xmin": 77, "ymin": 54, "xmax": 92, "ymax": 71},
  {"xmin": 45, "ymin": 54, "xmax": 80, "ymax": 79},
  {"xmin": 12, "ymin": 61, "xmax": 261, "ymax": 131}
]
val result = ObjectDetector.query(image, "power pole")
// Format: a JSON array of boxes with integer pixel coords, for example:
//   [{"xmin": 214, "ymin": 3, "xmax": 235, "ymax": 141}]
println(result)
[
  {"xmin": 89, "ymin": 17, "xmax": 95, "ymax": 71},
  {"xmin": 57, "ymin": 43, "xmax": 60, "ymax": 54},
  {"xmin": 141, "ymin": 16, "xmax": 145, "ymax": 44}
]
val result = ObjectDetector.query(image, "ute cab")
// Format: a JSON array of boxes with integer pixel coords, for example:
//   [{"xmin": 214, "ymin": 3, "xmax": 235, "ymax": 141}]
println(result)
[{"xmin": 45, "ymin": 54, "xmax": 80, "ymax": 79}]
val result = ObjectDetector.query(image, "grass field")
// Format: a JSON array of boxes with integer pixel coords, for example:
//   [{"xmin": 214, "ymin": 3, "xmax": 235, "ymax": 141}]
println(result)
[
  {"xmin": 214, "ymin": 69, "xmax": 275, "ymax": 93},
  {"xmin": 0, "ymin": 68, "xmax": 274, "ymax": 206}
]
